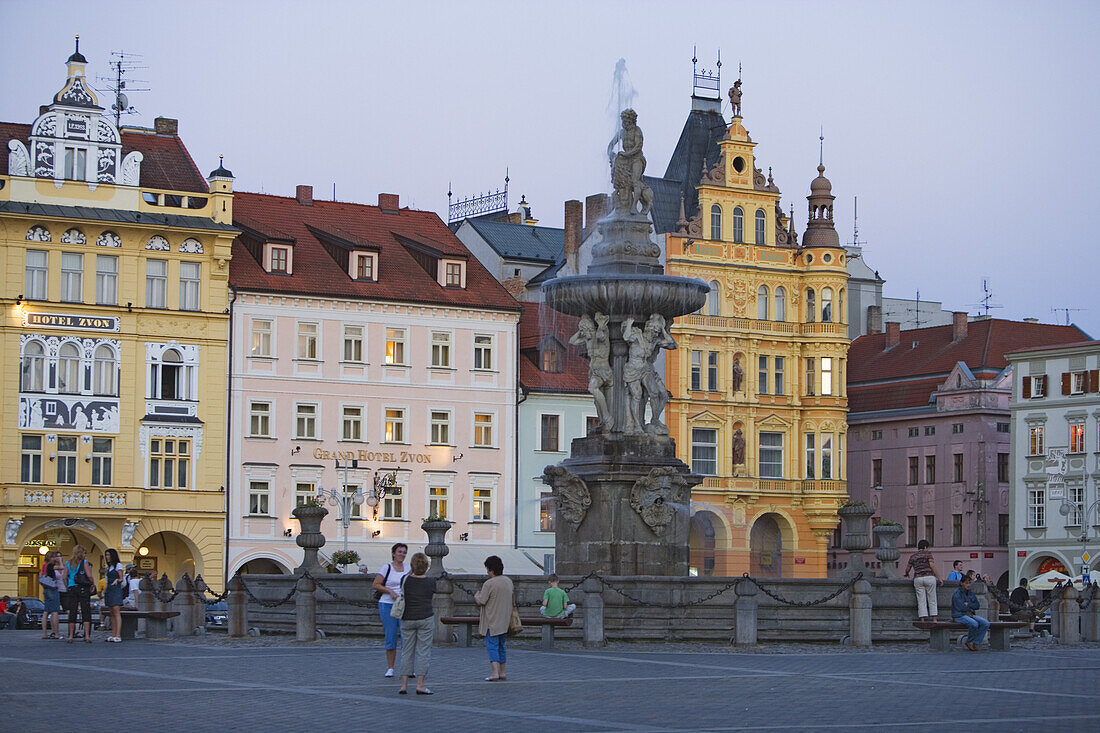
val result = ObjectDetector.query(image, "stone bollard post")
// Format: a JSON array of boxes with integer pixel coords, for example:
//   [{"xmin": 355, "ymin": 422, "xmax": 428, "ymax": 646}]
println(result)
[
  {"xmin": 581, "ymin": 576, "xmax": 605, "ymax": 648},
  {"xmin": 1083, "ymin": 585, "xmax": 1100, "ymax": 642},
  {"xmin": 849, "ymin": 579, "xmax": 873, "ymax": 647},
  {"xmin": 136, "ymin": 575, "xmax": 155, "ymax": 638},
  {"xmin": 296, "ymin": 574, "xmax": 317, "ymax": 642},
  {"xmin": 973, "ymin": 579, "xmax": 990, "ymax": 621},
  {"xmin": 228, "ymin": 576, "xmax": 247, "ymax": 638},
  {"xmin": 174, "ymin": 575, "xmax": 195, "ymax": 637},
  {"xmin": 733, "ymin": 579, "xmax": 758, "ymax": 646},
  {"xmin": 1058, "ymin": 585, "xmax": 1080, "ymax": 645},
  {"xmin": 432, "ymin": 576, "xmax": 455, "ymax": 645},
  {"xmin": 145, "ymin": 575, "xmax": 174, "ymax": 640}
]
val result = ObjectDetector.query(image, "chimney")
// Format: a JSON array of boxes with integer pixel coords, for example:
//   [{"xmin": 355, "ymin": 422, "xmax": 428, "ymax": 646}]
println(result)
[
  {"xmin": 378, "ymin": 193, "xmax": 399, "ymax": 211},
  {"xmin": 564, "ymin": 199, "xmax": 582, "ymax": 275},
  {"xmin": 951, "ymin": 311, "xmax": 968, "ymax": 342},
  {"xmin": 585, "ymin": 193, "xmax": 610, "ymax": 238},
  {"xmin": 885, "ymin": 321, "xmax": 900, "ymax": 349},
  {"xmin": 153, "ymin": 117, "xmax": 178, "ymax": 135},
  {"xmin": 295, "ymin": 185, "xmax": 313, "ymax": 206},
  {"xmin": 866, "ymin": 305, "xmax": 883, "ymax": 335}
]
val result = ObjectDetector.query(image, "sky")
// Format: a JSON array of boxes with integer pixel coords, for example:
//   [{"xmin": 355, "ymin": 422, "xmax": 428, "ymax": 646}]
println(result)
[{"xmin": 2, "ymin": 0, "xmax": 1098, "ymax": 337}]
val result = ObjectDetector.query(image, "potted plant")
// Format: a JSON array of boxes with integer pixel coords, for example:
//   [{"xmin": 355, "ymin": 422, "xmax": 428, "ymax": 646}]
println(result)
[
  {"xmin": 872, "ymin": 519, "xmax": 905, "ymax": 578},
  {"xmin": 292, "ymin": 499, "xmax": 329, "ymax": 573},
  {"xmin": 331, "ymin": 549, "xmax": 360, "ymax": 570},
  {"xmin": 421, "ymin": 515, "xmax": 453, "ymax": 577}
]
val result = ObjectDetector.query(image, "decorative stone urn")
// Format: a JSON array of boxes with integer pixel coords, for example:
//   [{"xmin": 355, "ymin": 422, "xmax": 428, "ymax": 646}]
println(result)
[
  {"xmin": 873, "ymin": 524, "xmax": 905, "ymax": 578},
  {"xmin": 421, "ymin": 519, "xmax": 453, "ymax": 577},
  {"xmin": 837, "ymin": 503, "xmax": 875, "ymax": 579},
  {"xmin": 292, "ymin": 504, "xmax": 328, "ymax": 573}
]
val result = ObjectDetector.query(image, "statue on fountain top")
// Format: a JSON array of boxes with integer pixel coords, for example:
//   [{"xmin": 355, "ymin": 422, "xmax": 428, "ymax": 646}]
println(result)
[
  {"xmin": 607, "ymin": 109, "xmax": 653, "ymax": 216},
  {"xmin": 622, "ymin": 314, "xmax": 677, "ymax": 436}
]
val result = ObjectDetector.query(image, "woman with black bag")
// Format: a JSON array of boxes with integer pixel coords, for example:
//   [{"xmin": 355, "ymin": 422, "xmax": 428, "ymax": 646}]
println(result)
[{"xmin": 65, "ymin": 544, "xmax": 97, "ymax": 643}]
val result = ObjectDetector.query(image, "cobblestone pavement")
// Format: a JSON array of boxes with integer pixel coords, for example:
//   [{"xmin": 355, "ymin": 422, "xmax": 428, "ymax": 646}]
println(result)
[{"xmin": 2, "ymin": 630, "xmax": 1098, "ymax": 732}]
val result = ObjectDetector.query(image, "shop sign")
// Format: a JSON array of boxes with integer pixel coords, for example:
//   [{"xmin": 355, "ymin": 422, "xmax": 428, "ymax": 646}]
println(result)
[
  {"xmin": 1017, "ymin": 550, "xmax": 1027, "ymax": 557},
  {"xmin": 794, "ymin": 557, "xmax": 805, "ymax": 564},
  {"xmin": 311, "ymin": 446, "xmax": 432, "ymax": 464},
  {"xmin": 23, "ymin": 312, "xmax": 121, "ymax": 332}
]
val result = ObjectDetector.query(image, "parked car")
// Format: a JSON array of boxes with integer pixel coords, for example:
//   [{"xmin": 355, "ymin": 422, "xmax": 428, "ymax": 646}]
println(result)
[
  {"xmin": 15, "ymin": 597, "xmax": 45, "ymax": 629},
  {"xmin": 205, "ymin": 601, "xmax": 228, "ymax": 626}
]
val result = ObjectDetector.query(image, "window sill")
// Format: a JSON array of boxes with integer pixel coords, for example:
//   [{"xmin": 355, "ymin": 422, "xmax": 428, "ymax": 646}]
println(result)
[
  {"xmin": 470, "ymin": 445, "xmax": 498, "ymax": 450},
  {"xmin": 470, "ymin": 369, "xmax": 498, "ymax": 374},
  {"xmin": 293, "ymin": 358, "xmax": 322, "ymax": 364},
  {"xmin": 243, "ymin": 514, "xmax": 274, "ymax": 519},
  {"xmin": 247, "ymin": 435, "xmax": 276, "ymax": 440},
  {"xmin": 429, "ymin": 366, "xmax": 456, "ymax": 372},
  {"xmin": 381, "ymin": 441, "xmax": 410, "ymax": 446},
  {"xmin": 380, "ymin": 518, "xmax": 409, "ymax": 523},
  {"xmin": 427, "ymin": 443, "xmax": 455, "ymax": 448},
  {"xmin": 249, "ymin": 355, "xmax": 276, "ymax": 361},
  {"xmin": 339, "ymin": 361, "xmax": 369, "ymax": 366},
  {"xmin": 294, "ymin": 437, "xmax": 321, "ymax": 442},
  {"xmin": 383, "ymin": 363, "xmax": 409, "ymax": 368},
  {"xmin": 470, "ymin": 520, "xmax": 498, "ymax": 525},
  {"xmin": 535, "ymin": 449, "xmax": 565, "ymax": 454}
]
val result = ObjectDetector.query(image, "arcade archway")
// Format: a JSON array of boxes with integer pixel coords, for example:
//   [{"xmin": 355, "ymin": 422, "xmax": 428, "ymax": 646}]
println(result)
[
  {"xmin": 134, "ymin": 531, "xmax": 200, "ymax": 583},
  {"xmin": 689, "ymin": 510, "xmax": 726, "ymax": 576},
  {"xmin": 237, "ymin": 557, "xmax": 291, "ymax": 575},
  {"xmin": 749, "ymin": 513, "xmax": 791, "ymax": 578},
  {"xmin": 17, "ymin": 527, "xmax": 104, "ymax": 597}
]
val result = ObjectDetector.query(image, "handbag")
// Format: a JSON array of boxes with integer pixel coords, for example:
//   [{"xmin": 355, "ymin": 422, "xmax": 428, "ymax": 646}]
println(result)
[
  {"xmin": 374, "ymin": 564, "xmax": 391, "ymax": 602},
  {"xmin": 508, "ymin": 605, "xmax": 523, "ymax": 635},
  {"xmin": 390, "ymin": 575, "xmax": 408, "ymax": 619}
]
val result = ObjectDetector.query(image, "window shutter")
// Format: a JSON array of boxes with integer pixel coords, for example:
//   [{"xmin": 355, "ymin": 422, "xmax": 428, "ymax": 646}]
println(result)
[
  {"xmin": 1040, "ymin": 375, "xmax": 1049, "ymax": 395},
  {"xmin": 1022, "ymin": 377, "xmax": 1031, "ymax": 399},
  {"xmin": 1089, "ymin": 369, "xmax": 1099, "ymax": 393},
  {"xmin": 1062, "ymin": 372, "xmax": 1072, "ymax": 395}
]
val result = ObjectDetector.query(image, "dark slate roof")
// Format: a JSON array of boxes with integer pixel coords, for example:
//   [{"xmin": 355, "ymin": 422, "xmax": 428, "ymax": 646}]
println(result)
[
  {"xmin": 650, "ymin": 106, "xmax": 728, "ymax": 234},
  {"xmin": 0, "ymin": 200, "xmax": 238, "ymax": 232},
  {"xmin": 465, "ymin": 216, "xmax": 563, "ymax": 263},
  {"xmin": 0, "ymin": 121, "xmax": 210, "ymax": 193}
]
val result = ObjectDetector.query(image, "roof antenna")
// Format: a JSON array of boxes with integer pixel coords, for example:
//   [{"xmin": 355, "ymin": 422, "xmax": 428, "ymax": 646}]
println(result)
[{"xmin": 96, "ymin": 49, "xmax": 149, "ymax": 128}]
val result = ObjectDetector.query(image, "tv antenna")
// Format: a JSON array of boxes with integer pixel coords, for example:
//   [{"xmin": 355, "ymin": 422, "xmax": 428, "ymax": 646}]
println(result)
[
  {"xmin": 1051, "ymin": 307, "xmax": 1085, "ymax": 326},
  {"xmin": 847, "ymin": 195, "xmax": 868, "ymax": 251},
  {"xmin": 96, "ymin": 50, "xmax": 149, "ymax": 128},
  {"xmin": 966, "ymin": 278, "xmax": 1003, "ymax": 318},
  {"xmin": 900, "ymin": 288, "xmax": 926, "ymax": 329}
]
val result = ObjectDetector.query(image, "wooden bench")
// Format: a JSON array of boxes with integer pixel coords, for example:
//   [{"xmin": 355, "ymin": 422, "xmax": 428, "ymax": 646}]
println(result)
[
  {"xmin": 441, "ymin": 615, "xmax": 574, "ymax": 650},
  {"xmin": 119, "ymin": 610, "xmax": 180, "ymax": 641},
  {"xmin": 913, "ymin": 620, "xmax": 1027, "ymax": 651}
]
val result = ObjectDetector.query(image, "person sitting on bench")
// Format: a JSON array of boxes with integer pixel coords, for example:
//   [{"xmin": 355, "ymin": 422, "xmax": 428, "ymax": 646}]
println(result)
[{"xmin": 952, "ymin": 575, "xmax": 989, "ymax": 651}]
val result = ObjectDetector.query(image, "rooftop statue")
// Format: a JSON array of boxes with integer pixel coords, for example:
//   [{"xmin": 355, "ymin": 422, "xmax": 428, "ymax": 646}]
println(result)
[
  {"xmin": 729, "ymin": 80, "xmax": 742, "ymax": 117},
  {"xmin": 607, "ymin": 109, "xmax": 653, "ymax": 216}
]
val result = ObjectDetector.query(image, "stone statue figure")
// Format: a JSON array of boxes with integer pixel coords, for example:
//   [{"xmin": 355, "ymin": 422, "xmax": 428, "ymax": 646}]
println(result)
[
  {"xmin": 569, "ymin": 313, "xmax": 614, "ymax": 433},
  {"xmin": 5, "ymin": 519, "xmax": 23, "ymax": 545},
  {"xmin": 622, "ymin": 314, "xmax": 678, "ymax": 436},
  {"xmin": 121, "ymin": 521, "xmax": 138, "ymax": 548},
  {"xmin": 607, "ymin": 109, "xmax": 653, "ymax": 216},
  {"xmin": 729, "ymin": 80, "xmax": 742, "ymax": 117},
  {"xmin": 542, "ymin": 465, "xmax": 592, "ymax": 530},
  {"xmin": 732, "ymin": 357, "xmax": 743, "ymax": 393},
  {"xmin": 732, "ymin": 428, "xmax": 745, "ymax": 464}
]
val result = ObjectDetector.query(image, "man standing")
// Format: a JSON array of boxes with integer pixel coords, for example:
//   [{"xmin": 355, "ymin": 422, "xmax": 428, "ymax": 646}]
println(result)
[
  {"xmin": 947, "ymin": 560, "xmax": 964, "ymax": 581},
  {"xmin": 1009, "ymin": 578, "xmax": 1036, "ymax": 632},
  {"xmin": 952, "ymin": 576, "xmax": 990, "ymax": 651}
]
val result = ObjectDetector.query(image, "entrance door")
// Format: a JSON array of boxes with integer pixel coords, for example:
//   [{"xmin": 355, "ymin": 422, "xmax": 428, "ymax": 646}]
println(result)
[{"xmin": 750, "ymin": 514, "xmax": 783, "ymax": 578}]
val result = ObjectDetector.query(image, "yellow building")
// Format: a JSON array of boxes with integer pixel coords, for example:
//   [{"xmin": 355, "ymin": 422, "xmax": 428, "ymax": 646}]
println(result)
[
  {"xmin": 665, "ymin": 100, "xmax": 849, "ymax": 578},
  {"xmin": 0, "ymin": 42, "xmax": 234, "ymax": 595}
]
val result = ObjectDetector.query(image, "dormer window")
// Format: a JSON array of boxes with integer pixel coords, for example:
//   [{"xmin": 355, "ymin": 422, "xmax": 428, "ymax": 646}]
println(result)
[
  {"xmin": 439, "ymin": 259, "xmax": 465, "ymax": 288},
  {"xmin": 63, "ymin": 146, "xmax": 87, "ymax": 180},
  {"xmin": 351, "ymin": 251, "xmax": 377, "ymax": 281},
  {"xmin": 542, "ymin": 346, "xmax": 562, "ymax": 373},
  {"xmin": 265, "ymin": 244, "xmax": 292, "ymax": 274}
]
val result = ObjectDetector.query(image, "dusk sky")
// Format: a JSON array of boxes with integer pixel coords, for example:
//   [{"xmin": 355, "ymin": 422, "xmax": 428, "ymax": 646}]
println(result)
[{"xmin": 3, "ymin": 1, "xmax": 1097, "ymax": 336}]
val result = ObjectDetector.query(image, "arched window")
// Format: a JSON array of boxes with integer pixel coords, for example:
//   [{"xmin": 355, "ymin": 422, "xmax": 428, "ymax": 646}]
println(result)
[
  {"xmin": 822, "ymin": 287, "xmax": 834, "ymax": 323},
  {"xmin": 806, "ymin": 288, "xmax": 816, "ymax": 323},
  {"xmin": 757, "ymin": 285, "xmax": 769, "ymax": 320},
  {"xmin": 58, "ymin": 343, "xmax": 81, "ymax": 394},
  {"xmin": 707, "ymin": 281, "xmax": 720, "ymax": 316},
  {"xmin": 152, "ymin": 348, "xmax": 191, "ymax": 400},
  {"xmin": 21, "ymin": 341, "xmax": 45, "ymax": 391},
  {"xmin": 93, "ymin": 344, "xmax": 118, "ymax": 396},
  {"xmin": 755, "ymin": 209, "xmax": 766, "ymax": 244},
  {"xmin": 774, "ymin": 287, "xmax": 786, "ymax": 322},
  {"xmin": 710, "ymin": 205, "xmax": 722, "ymax": 241},
  {"xmin": 732, "ymin": 207, "xmax": 744, "ymax": 243}
]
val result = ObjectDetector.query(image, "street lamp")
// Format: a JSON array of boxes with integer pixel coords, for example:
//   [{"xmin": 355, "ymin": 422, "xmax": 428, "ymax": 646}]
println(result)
[
  {"xmin": 316, "ymin": 460, "xmax": 367, "ymax": 557},
  {"xmin": 365, "ymin": 468, "xmax": 400, "ymax": 520}
]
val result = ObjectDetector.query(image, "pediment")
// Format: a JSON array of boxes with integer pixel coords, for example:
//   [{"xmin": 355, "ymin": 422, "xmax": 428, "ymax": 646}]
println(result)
[
  {"xmin": 755, "ymin": 412, "xmax": 792, "ymax": 428},
  {"xmin": 688, "ymin": 409, "xmax": 724, "ymax": 425}
]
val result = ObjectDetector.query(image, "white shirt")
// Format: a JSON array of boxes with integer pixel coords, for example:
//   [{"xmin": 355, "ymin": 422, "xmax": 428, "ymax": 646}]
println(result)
[{"xmin": 378, "ymin": 562, "xmax": 409, "ymax": 604}]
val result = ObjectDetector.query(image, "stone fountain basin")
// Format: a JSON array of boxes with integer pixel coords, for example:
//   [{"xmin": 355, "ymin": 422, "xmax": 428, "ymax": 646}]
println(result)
[{"xmin": 542, "ymin": 273, "xmax": 709, "ymax": 320}]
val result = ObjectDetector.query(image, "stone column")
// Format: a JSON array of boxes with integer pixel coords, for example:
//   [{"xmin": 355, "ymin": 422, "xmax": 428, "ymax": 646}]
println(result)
[
  {"xmin": 136, "ymin": 575, "xmax": 154, "ymax": 638},
  {"xmin": 296, "ymin": 574, "xmax": 317, "ymax": 642},
  {"xmin": 1058, "ymin": 585, "xmax": 1080, "ymax": 645},
  {"xmin": 849, "ymin": 578, "xmax": 872, "ymax": 647},
  {"xmin": 292, "ymin": 505, "xmax": 328, "ymax": 574},
  {"xmin": 582, "ymin": 576, "xmax": 605, "ymax": 648},
  {"xmin": 733, "ymin": 579, "xmax": 758, "ymax": 646},
  {"xmin": 227, "ymin": 576, "xmax": 247, "ymax": 638},
  {"xmin": 432, "ymin": 576, "xmax": 454, "ymax": 645}
]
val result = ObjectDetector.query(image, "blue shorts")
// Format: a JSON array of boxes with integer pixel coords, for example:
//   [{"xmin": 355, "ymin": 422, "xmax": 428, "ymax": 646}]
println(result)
[
  {"xmin": 379, "ymin": 602, "xmax": 401, "ymax": 650},
  {"xmin": 486, "ymin": 633, "xmax": 507, "ymax": 663}
]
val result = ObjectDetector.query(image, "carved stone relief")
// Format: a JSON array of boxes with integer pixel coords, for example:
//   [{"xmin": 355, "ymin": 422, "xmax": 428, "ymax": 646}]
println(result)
[
  {"xmin": 61, "ymin": 228, "xmax": 86, "ymax": 244},
  {"xmin": 96, "ymin": 231, "xmax": 121, "ymax": 248},
  {"xmin": 26, "ymin": 225, "xmax": 51, "ymax": 242},
  {"xmin": 630, "ymin": 466, "xmax": 690, "ymax": 536},
  {"xmin": 179, "ymin": 238, "xmax": 204, "ymax": 254},
  {"xmin": 542, "ymin": 465, "xmax": 592, "ymax": 530},
  {"xmin": 8, "ymin": 140, "xmax": 30, "ymax": 176},
  {"xmin": 146, "ymin": 235, "xmax": 170, "ymax": 251}
]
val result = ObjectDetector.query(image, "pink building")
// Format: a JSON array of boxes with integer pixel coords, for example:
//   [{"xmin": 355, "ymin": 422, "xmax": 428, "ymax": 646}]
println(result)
[
  {"xmin": 226, "ymin": 187, "xmax": 531, "ymax": 575},
  {"xmin": 843, "ymin": 316, "xmax": 1086, "ymax": 586}
]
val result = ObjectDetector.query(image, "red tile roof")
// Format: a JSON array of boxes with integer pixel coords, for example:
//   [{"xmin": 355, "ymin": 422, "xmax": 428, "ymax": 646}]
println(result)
[
  {"xmin": 518, "ymin": 302, "xmax": 589, "ymax": 393},
  {"xmin": 0, "ymin": 121, "xmax": 209, "ymax": 193},
  {"xmin": 847, "ymin": 318, "xmax": 1088, "ymax": 414},
  {"xmin": 229, "ymin": 191, "xmax": 521, "ymax": 312}
]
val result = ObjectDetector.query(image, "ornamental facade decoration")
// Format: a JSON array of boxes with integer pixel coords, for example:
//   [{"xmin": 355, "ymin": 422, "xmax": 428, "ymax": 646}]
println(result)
[
  {"xmin": 629, "ymin": 466, "xmax": 691, "ymax": 536},
  {"xmin": 96, "ymin": 231, "xmax": 121, "ymax": 247},
  {"xmin": 541, "ymin": 465, "xmax": 592, "ymax": 530},
  {"xmin": 8, "ymin": 140, "xmax": 30, "ymax": 176},
  {"xmin": 61, "ymin": 228, "xmax": 86, "ymax": 244},
  {"xmin": 27, "ymin": 225, "xmax": 51, "ymax": 241},
  {"xmin": 63, "ymin": 491, "xmax": 91, "ymax": 505},
  {"xmin": 145, "ymin": 235, "xmax": 170, "ymax": 251},
  {"xmin": 25, "ymin": 490, "xmax": 54, "ymax": 504},
  {"xmin": 179, "ymin": 238, "xmax": 204, "ymax": 254}
]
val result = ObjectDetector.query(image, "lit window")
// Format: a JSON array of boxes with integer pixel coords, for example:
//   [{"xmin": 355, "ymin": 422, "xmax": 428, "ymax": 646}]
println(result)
[
  {"xmin": 431, "ymin": 331, "xmax": 452, "ymax": 368},
  {"xmin": 428, "ymin": 486, "xmax": 449, "ymax": 520},
  {"xmin": 758, "ymin": 432, "xmax": 784, "ymax": 478},
  {"xmin": 20, "ymin": 341, "xmax": 45, "ymax": 392},
  {"xmin": 295, "ymin": 483, "xmax": 316, "ymax": 507},
  {"xmin": 821, "ymin": 357, "xmax": 833, "ymax": 396},
  {"xmin": 179, "ymin": 262, "xmax": 201, "ymax": 310},
  {"xmin": 342, "ymin": 405, "xmax": 363, "ymax": 441},
  {"xmin": 755, "ymin": 208, "xmax": 766, "ymax": 244},
  {"xmin": 1029, "ymin": 426, "xmax": 1044, "ymax": 456},
  {"xmin": 430, "ymin": 411, "xmax": 451, "ymax": 445},
  {"xmin": 732, "ymin": 206, "xmax": 744, "ymax": 243},
  {"xmin": 270, "ymin": 247, "xmax": 288, "ymax": 274},
  {"xmin": 149, "ymin": 438, "xmax": 190, "ymax": 489},
  {"xmin": 96, "ymin": 255, "xmax": 117, "ymax": 305},
  {"xmin": 385, "ymin": 408, "xmax": 405, "ymax": 443},
  {"xmin": 473, "ymin": 334, "xmax": 493, "ymax": 370},
  {"xmin": 343, "ymin": 325, "xmax": 364, "ymax": 362},
  {"xmin": 757, "ymin": 285, "xmax": 769, "ymax": 320},
  {"xmin": 1070, "ymin": 423, "xmax": 1085, "ymax": 453},
  {"xmin": 473, "ymin": 487, "xmax": 493, "ymax": 521},
  {"xmin": 297, "ymin": 322, "xmax": 318, "ymax": 360},
  {"xmin": 21, "ymin": 435, "xmax": 43, "ymax": 483},
  {"xmin": 541, "ymin": 414, "xmax": 560, "ymax": 451},
  {"xmin": 385, "ymin": 328, "xmax": 405, "ymax": 365},
  {"xmin": 474, "ymin": 413, "xmax": 494, "ymax": 447},
  {"xmin": 91, "ymin": 438, "xmax": 113, "ymax": 486},
  {"xmin": 691, "ymin": 428, "xmax": 717, "ymax": 475},
  {"xmin": 249, "ymin": 481, "xmax": 270, "ymax": 515},
  {"xmin": 58, "ymin": 343, "xmax": 81, "ymax": 394},
  {"xmin": 56, "ymin": 436, "xmax": 78, "ymax": 484},
  {"xmin": 146, "ymin": 259, "xmax": 167, "ymax": 308},
  {"xmin": 541, "ymin": 347, "xmax": 561, "ymax": 373},
  {"xmin": 249, "ymin": 401, "xmax": 271, "ymax": 437},
  {"xmin": 710, "ymin": 205, "xmax": 722, "ymax": 240},
  {"xmin": 92, "ymin": 344, "xmax": 118, "ymax": 396},
  {"xmin": 295, "ymin": 403, "xmax": 317, "ymax": 439},
  {"xmin": 61, "ymin": 252, "xmax": 83, "ymax": 303},
  {"xmin": 539, "ymin": 491, "xmax": 555, "ymax": 531},
  {"xmin": 774, "ymin": 287, "xmax": 786, "ymax": 321}
]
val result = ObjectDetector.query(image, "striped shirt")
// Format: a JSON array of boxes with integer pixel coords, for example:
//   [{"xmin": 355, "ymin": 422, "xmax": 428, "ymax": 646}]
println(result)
[{"xmin": 906, "ymin": 550, "xmax": 935, "ymax": 577}]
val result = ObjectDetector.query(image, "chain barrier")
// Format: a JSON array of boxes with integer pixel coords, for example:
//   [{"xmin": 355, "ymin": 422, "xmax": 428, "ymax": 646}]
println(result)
[
  {"xmin": 194, "ymin": 574, "xmax": 232, "ymax": 603},
  {"xmin": 440, "ymin": 570, "xmax": 600, "ymax": 608},
  {"xmin": 234, "ymin": 574, "xmax": 299, "ymax": 608},
  {"xmin": 1077, "ymin": 582, "xmax": 1097, "ymax": 610},
  {"xmin": 739, "ymin": 572, "xmax": 864, "ymax": 607},
  {"xmin": 144, "ymin": 574, "xmax": 180, "ymax": 604},
  {"xmin": 302, "ymin": 571, "xmax": 379, "ymax": 608}
]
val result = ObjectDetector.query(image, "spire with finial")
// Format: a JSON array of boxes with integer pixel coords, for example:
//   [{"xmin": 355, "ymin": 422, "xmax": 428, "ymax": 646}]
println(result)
[
  {"xmin": 803, "ymin": 132, "xmax": 839, "ymax": 248},
  {"xmin": 819, "ymin": 126, "xmax": 824, "ymax": 166},
  {"xmin": 208, "ymin": 154, "xmax": 234, "ymax": 179},
  {"xmin": 676, "ymin": 193, "xmax": 689, "ymax": 234},
  {"xmin": 68, "ymin": 35, "xmax": 87, "ymax": 64}
]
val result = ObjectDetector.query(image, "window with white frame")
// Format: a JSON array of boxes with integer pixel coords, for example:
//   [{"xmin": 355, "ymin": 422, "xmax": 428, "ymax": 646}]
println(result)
[
  {"xmin": 56, "ymin": 436, "xmax": 77, "ymax": 484},
  {"xmin": 445, "ymin": 262, "xmax": 463, "ymax": 287},
  {"xmin": 473, "ymin": 413, "xmax": 494, "ymax": 447},
  {"xmin": 759, "ymin": 432, "xmax": 784, "ymax": 478},
  {"xmin": 21, "ymin": 341, "xmax": 45, "ymax": 392},
  {"xmin": 473, "ymin": 486, "xmax": 493, "ymax": 521},
  {"xmin": 25, "ymin": 250, "xmax": 48, "ymax": 300},
  {"xmin": 541, "ymin": 414, "xmax": 560, "ymax": 451},
  {"xmin": 1069, "ymin": 371, "xmax": 1087, "ymax": 395},
  {"xmin": 149, "ymin": 437, "xmax": 190, "ymax": 489},
  {"xmin": 430, "ymin": 410, "xmax": 451, "ymax": 445},
  {"xmin": 707, "ymin": 281, "xmax": 720, "ymax": 316},
  {"xmin": 21, "ymin": 435, "xmax": 43, "ymax": 483},
  {"xmin": 755, "ymin": 208, "xmax": 766, "ymax": 244},
  {"xmin": 691, "ymin": 428, "xmax": 717, "ymax": 475},
  {"xmin": 1068, "ymin": 484, "xmax": 1085, "ymax": 526},
  {"xmin": 297, "ymin": 322, "xmax": 318, "ymax": 360},
  {"xmin": 146, "ymin": 259, "xmax": 167, "ymax": 308},
  {"xmin": 473, "ymin": 334, "xmax": 493, "ymax": 370},
  {"xmin": 295, "ymin": 482, "xmax": 316, "ymax": 507},
  {"xmin": 806, "ymin": 357, "xmax": 816, "ymax": 396},
  {"xmin": 353, "ymin": 252, "xmax": 376, "ymax": 281},
  {"xmin": 1070, "ymin": 422, "xmax": 1085, "ymax": 453},
  {"xmin": 732, "ymin": 206, "xmax": 744, "ymax": 242},
  {"xmin": 151, "ymin": 348, "xmax": 193, "ymax": 400},
  {"xmin": 1028, "ymin": 426, "xmax": 1044, "ymax": 456},
  {"xmin": 806, "ymin": 288, "xmax": 816, "ymax": 322},
  {"xmin": 342, "ymin": 405, "xmax": 363, "ymax": 441},
  {"xmin": 757, "ymin": 285, "xmax": 769, "ymax": 320},
  {"xmin": 295, "ymin": 403, "xmax": 318, "ymax": 439},
  {"xmin": 57, "ymin": 343, "xmax": 81, "ymax": 394},
  {"xmin": 775, "ymin": 286, "xmax": 786, "ymax": 321},
  {"xmin": 60, "ymin": 252, "xmax": 83, "ymax": 302},
  {"xmin": 385, "ymin": 328, "xmax": 405, "ymax": 365},
  {"xmin": 539, "ymin": 491, "xmax": 555, "ymax": 531},
  {"xmin": 428, "ymin": 485, "xmax": 449, "ymax": 519},
  {"xmin": 63, "ymin": 146, "xmax": 87, "ymax": 180},
  {"xmin": 249, "ymin": 401, "xmax": 271, "ymax": 437},
  {"xmin": 96, "ymin": 255, "xmax": 117, "ymax": 305},
  {"xmin": 179, "ymin": 262, "xmax": 200, "ymax": 310},
  {"xmin": 343, "ymin": 325, "xmax": 364, "ymax": 362},
  {"xmin": 821, "ymin": 288, "xmax": 834, "ymax": 323},
  {"xmin": 431, "ymin": 331, "xmax": 452, "ymax": 367},
  {"xmin": 384, "ymin": 408, "xmax": 405, "ymax": 443},
  {"xmin": 691, "ymin": 351, "xmax": 701, "ymax": 391},
  {"xmin": 758, "ymin": 355, "xmax": 768, "ymax": 394},
  {"xmin": 805, "ymin": 433, "xmax": 816, "ymax": 479},
  {"xmin": 269, "ymin": 246, "xmax": 289, "ymax": 274},
  {"xmin": 383, "ymin": 484, "xmax": 404, "ymax": 520},
  {"xmin": 1029, "ymin": 375, "xmax": 1047, "ymax": 398},
  {"xmin": 708, "ymin": 351, "xmax": 719, "ymax": 391},
  {"xmin": 774, "ymin": 356, "xmax": 784, "ymax": 395},
  {"xmin": 91, "ymin": 438, "xmax": 112, "ymax": 486},
  {"xmin": 710, "ymin": 204, "xmax": 722, "ymax": 240},
  {"xmin": 1027, "ymin": 485, "xmax": 1045, "ymax": 527},
  {"xmin": 251, "ymin": 319, "xmax": 273, "ymax": 357},
  {"xmin": 344, "ymin": 485, "xmax": 363, "ymax": 519},
  {"xmin": 248, "ymin": 480, "xmax": 270, "ymax": 515},
  {"xmin": 92, "ymin": 344, "xmax": 118, "ymax": 396},
  {"xmin": 821, "ymin": 435, "xmax": 833, "ymax": 479},
  {"xmin": 821, "ymin": 357, "xmax": 834, "ymax": 396}
]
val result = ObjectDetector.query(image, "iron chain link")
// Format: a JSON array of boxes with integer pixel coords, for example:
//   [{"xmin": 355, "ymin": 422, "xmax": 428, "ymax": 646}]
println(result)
[
  {"xmin": 303, "ymin": 571, "xmax": 379, "ymax": 608},
  {"xmin": 235, "ymin": 574, "xmax": 299, "ymax": 608},
  {"xmin": 739, "ymin": 572, "xmax": 864, "ymax": 607}
]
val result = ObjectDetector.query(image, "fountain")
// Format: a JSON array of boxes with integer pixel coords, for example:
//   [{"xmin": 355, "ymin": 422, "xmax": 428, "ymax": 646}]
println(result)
[{"xmin": 541, "ymin": 108, "xmax": 708, "ymax": 576}]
